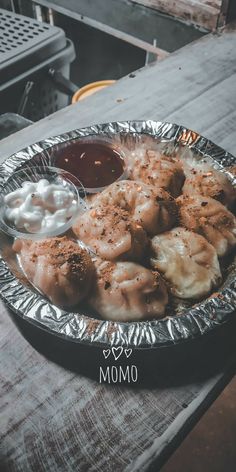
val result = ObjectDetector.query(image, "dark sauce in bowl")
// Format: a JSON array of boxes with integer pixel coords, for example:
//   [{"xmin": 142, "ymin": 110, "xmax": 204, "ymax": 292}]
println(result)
[{"xmin": 54, "ymin": 140, "xmax": 125, "ymax": 191}]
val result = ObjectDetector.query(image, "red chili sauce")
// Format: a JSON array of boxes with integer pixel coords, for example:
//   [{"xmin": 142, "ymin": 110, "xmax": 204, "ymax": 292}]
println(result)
[{"xmin": 54, "ymin": 141, "xmax": 125, "ymax": 189}]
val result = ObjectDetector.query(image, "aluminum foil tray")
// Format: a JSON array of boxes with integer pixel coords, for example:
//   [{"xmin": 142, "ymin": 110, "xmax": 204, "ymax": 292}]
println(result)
[{"xmin": 0, "ymin": 120, "xmax": 235, "ymax": 349}]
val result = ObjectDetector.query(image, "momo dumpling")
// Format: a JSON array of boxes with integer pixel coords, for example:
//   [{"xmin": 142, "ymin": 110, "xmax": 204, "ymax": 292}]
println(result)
[
  {"xmin": 13, "ymin": 237, "xmax": 95, "ymax": 307},
  {"xmin": 177, "ymin": 195, "xmax": 236, "ymax": 257},
  {"xmin": 182, "ymin": 159, "xmax": 235, "ymax": 209},
  {"xmin": 89, "ymin": 258, "xmax": 168, "ymax": 321},
  {"xmin": 92, "ymin": 180, "xmax": 177, "ymax": 235},
  {"xmin": 150, "ymin": 228, "xmax": 222, "ymax": 299},
  {"xmin": 125, "ymin": 146, "xmax": 185, "ymax": 197},
  {"xmin": 72, "ymin": 204, "xmax": 148, "ymax": 261}
]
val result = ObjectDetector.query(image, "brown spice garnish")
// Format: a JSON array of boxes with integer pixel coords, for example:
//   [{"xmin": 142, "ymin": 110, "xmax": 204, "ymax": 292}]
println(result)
[
  {"xmin": 86, "ymin": 318, "xmax": 100, "ymax": 336},
  {"xmin": 28, "ymin": 236, "xmax": 92, "ymax": 279},
  {"xmin": 94, "ymin": 259, "xmax": 116, "ymax": 289},
  {"xmin": 107, "ymin": 322, "xmax": 118, "ymax": 339},
  {"xmin": 151, "ymin": 270, "xmax": 160, "ymax": 288}
]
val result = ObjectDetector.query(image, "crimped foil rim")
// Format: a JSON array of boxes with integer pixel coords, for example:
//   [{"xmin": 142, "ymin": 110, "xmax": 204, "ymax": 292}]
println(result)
[{"xmin": 0, "ymin": 120, "xmax": 235, "ymax": 349}]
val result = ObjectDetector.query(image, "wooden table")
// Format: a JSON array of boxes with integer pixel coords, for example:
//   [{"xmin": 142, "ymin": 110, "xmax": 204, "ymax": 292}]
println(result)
[{"xmin": 0, "ymin": 25, "xmax": 236, "ymax": 471}]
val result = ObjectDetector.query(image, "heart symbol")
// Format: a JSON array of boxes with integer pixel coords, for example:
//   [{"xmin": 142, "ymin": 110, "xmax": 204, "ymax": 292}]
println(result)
[
  {"xmin": 112, "ymin": 346, "xmax": 123, "ymax": 361},
  {"xmin": 103, "ymin": 349, "xmax": 111, "ymax": 359},
  {"xmin": 124, "ymin": 348, "xmax": 132, "ymax": 358}
]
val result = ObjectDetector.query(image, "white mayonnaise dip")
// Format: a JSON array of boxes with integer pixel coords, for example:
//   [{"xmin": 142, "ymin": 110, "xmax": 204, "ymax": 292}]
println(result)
[{"xmin": 4, "ymin": 178, "xmax": 77, "ymax": 233}]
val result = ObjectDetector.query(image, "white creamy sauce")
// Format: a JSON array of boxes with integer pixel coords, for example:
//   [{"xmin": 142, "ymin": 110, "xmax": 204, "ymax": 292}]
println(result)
[{"xmin": 4, "ymin": 178, "xmax": 77, "ymax": 233}]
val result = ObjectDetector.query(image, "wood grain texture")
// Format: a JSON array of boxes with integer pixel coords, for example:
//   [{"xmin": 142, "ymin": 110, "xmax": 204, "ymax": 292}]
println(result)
[
  {"xmin": 1, "ymin": 299, "xmax": 235, "ymax": 472},
  {"xmin": 0, "ymin": 24, "xmax": 236, "ymax": 159},
  {"xmin": 0, "ymin": 306, "xmax": 207, "ymax": 472},
  {"xmin": 130, "ymin": 0, "xmax": 223, "ymax": 30},
  {"xmin": 0, "ymin": 25, "xmax": 236, "ymax": 472}
]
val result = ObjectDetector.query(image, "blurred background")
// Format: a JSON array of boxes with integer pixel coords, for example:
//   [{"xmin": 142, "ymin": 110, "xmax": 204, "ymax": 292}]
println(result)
[{"xmin": 0, "ymin": 0, "xmax": 207, "ymax": 124}]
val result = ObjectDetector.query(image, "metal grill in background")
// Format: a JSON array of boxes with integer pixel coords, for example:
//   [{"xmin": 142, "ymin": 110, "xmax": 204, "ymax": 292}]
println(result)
[
  {"xmin": 0, "ymin": 8, "xmax": 75, "ymax": 120},
  {"xmin": 0, "ymin": 9, "xmax": 50, "ymax": 54}
]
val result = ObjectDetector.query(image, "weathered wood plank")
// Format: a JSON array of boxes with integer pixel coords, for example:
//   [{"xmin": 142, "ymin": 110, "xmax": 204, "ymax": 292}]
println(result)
[
  {"xmin": 0, "ymin": 305, "xmax": 234, "ymax": 472},
  {"xmin": 126, "ymin": 361, "xmax": 235, "ymax": 471},
  {"xmin": 1, "ymin": 23, "xmax": 235, "ymax": 159},
  {"xmin": 131, "ymin": 0, "xmax": 222, "ymax": 30}
]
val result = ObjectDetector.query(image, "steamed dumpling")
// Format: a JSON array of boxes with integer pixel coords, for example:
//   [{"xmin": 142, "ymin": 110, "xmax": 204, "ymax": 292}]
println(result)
[
  {"xmin": 150, "ymin": 228, "xmax": 222, "ymax": 299},
  {"xmin": 13, "ymin": 237, "xmax": 95, "ymax": 307},
  {"xmin": 92, "ymin": 180, "xmax": 177, "ymax": 235},
  {"xmin": 125, "ymin": 146, "xmax": 185, "ymax": 197},
  {"xmin": 182, "ymin": 159, "xmax": 235, "ymax": 209},
  {"xmin": 177, "ymin": 195, "xmax": 236, "ymax": 256},
  {"xmin": 72, "ymin": 204, "xmax": 148, "ymax": 261},
  {"xmin": 89, "ymin": 258, "xmax": 168, "ymax": 321}
]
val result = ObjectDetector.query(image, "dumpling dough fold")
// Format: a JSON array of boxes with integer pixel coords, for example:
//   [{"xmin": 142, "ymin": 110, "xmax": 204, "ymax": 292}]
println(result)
[
  {"xmin": 91, "ymin": 180, "xmax": 177, "ymax": 235},
  {"xmin": 73, "ymin": 204, "xmax": 148, "ymax": 261},
  {"xmin": 124, "ymin": 145, "xmax": 185, "ymax": 197},
  {"xmin": 13, "ymin": 237, "xmax": 94, "ymax": 307},
  {"xmin": 151, "ymin": 227, "xmax": 222, "ymax": 299},
  {"xmin": 177, "ymin": 195, "xmax": 236, "ymax": 256},
  {"xmin": 181, "ymin": 158, "xmax": 235, "ymax": 209},
  {"xmin": 89, "ymin": 258, "xmax": 168, "ymax": 321}
]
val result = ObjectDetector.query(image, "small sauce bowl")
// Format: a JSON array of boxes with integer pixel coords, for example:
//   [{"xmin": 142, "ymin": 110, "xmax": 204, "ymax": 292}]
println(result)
[
  {"xmin": 0, "ymin": 166, "xmax": 87, "ymax": 240},
  {"xmin": 51, "ymin": 136, "xmax": 127, "ymax": 194}
]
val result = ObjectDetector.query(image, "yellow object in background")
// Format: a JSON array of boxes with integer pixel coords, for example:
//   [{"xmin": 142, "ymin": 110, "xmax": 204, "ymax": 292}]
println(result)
[{"xmin": 72, "ymin": 80, "xmax": 116, "ymax": 103}]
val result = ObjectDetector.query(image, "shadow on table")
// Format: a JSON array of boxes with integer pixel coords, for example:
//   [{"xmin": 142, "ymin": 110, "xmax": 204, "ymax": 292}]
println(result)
[{"xmin": 8, "ymin": 308, "xmax": 236, "ymax": 389}]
